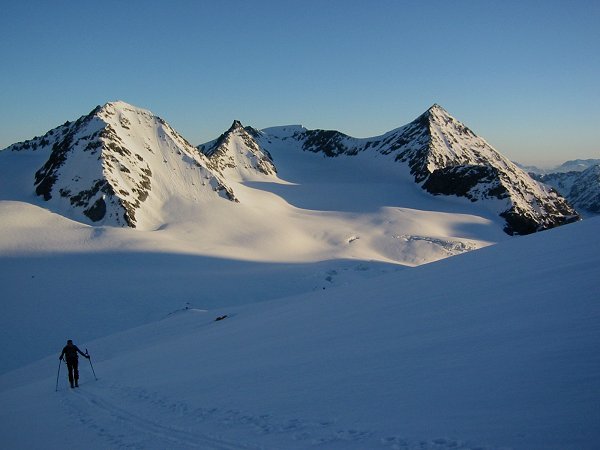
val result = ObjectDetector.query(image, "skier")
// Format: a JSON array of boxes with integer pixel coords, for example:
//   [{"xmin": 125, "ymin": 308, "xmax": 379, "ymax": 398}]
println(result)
[{"xmin": 59, "ymin": 339, "xmax": 89, "ymax": 388}]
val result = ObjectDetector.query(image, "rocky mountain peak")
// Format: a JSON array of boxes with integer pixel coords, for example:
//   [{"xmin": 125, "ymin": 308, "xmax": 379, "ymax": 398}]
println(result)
[
  {"xmin": 1, "ymin": 103, "xmax": 237, "ymax": 229},
  {"xmin": 425, "ymin": 103, "xmax": 448, "ymax": 116},
  {"xmin": 199, "ymin": 120, "xmax": 276, "ymax": 178},
  {"xmin": 392, "ymin": 106, "xmax": 579, "ymax": 233},
  {"xmin": 409, "ymin": 103, "xmax": 453, "ymax": 128},
  {"xmin": 260, "ymin": 104, "xmax": 579, "ymax": 235},
  {"xmin": 228, "ymin": 120, "xmax": 244, "ymax": 132},
  {"xmin": 1, "ymin": 102, "xmax": 583, "ymax": 236}
]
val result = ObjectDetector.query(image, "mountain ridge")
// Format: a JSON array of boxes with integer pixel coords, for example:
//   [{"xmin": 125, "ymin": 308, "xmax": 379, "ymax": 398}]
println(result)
[
  {"xmin": 244, "ymin": 104, "xmax": 578, "ymax": 234},
  {"xmin": 1, "ymin": 101, "xmax": 579, "ymax": 237},
  {"xmin": 516, "ymin": 158, "xmax": 600, "ymax": 176},
  {"xmin": 532, "ymin": 164, "xmax": 600, "ymax": 214}
]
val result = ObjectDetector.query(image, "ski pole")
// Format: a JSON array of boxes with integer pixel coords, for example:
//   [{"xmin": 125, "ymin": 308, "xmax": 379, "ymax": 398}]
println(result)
[
  {"xmin": 86, "ymin": 349, "xmax": 98, "ymax": 381},
  {"xmin": 55, "ymin": 359, "xmax": 62, "ymax": 392}
]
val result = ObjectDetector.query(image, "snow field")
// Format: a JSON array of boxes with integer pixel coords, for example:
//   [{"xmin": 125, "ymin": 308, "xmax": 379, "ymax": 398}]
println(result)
[
  {"xmin": 1, "ymin": 218, "xmax": 598, "ymax": 449},
  {"xmin": 1, "ymin": 101, "xmax": 596, "ymax": 448}
]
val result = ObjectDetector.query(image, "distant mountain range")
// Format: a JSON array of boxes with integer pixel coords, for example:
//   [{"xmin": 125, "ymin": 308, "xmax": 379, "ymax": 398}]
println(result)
[
  {"xmin": 517, "ymin": 158, "xmax": 600, "ymax": 215},
  {"xmin": 531, "ymin": 165, "xmax": 600, "ymax": 214},
  {"xmin": 520, "ymin": 159, "xmax": 600, "ymax": 175},
  {"xmin": 200, "ymin": 103, "xmax": 578, "ymax": 234},
  {"xmin": 0, "ymin": 101, "xmax": 580, "ymax": 236}
]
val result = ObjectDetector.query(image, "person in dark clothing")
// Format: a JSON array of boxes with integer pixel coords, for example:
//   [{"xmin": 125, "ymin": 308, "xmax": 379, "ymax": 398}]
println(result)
[{"xmin": 59, "ymin": 339, "xmax": 89, "ymax": 388}]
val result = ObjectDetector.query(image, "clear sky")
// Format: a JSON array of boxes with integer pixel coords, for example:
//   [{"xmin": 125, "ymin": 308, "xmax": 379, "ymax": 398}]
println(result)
[{"xmin": 1, "ymin": 0, "xmax": 598, "ymax": 167}]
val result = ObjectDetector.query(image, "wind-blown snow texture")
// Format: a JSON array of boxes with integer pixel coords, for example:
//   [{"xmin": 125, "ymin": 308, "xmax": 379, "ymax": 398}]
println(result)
[{"xmin": 0, "ymin": 215, "xmax": 598, "ymax": 449}]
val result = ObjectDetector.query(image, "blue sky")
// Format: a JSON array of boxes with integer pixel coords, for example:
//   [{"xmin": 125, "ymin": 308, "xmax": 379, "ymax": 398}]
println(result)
[{"xmin": 1, "ymin": 0, "xmax": 598, "ymax": 166}]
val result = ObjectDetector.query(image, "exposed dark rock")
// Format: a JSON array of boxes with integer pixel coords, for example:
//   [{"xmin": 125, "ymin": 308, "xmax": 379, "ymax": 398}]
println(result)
[
  {"xmin": 84, "ymin": 197, "xmax": 107, "ymax": 222},
  {"xmin": 200, "ymin": 120, "xmax": 276, "ymax": 176},
  {"xmin": 299, "ymin": 130, "xmax": 354, "ymax": 157},
  {"xmin": 229, "ymin": 120, "xmax": 243, "ymax": 131},
  {"xmin": 71, "ymin": 180, "xmax": 102, "ymax": 206},
  {"xmin": 282, "ymin": 104, "xmax": 579, "ymax": 235},
  {"xmin": 500, "ymin": 208, "xmax": 578, "ymax": 235},
  {"xmin": 423, "ymin": 165, "xmax": 508, "ymax": 201},
  {"xmin": 120, "ymin": 199, "xmax": 137, "ymax": 228},
  {"xmin": 34, "ymin": 131, "xmax": 75, "ymax": 200},
  {"xmin": 2, "ymin": 101, "xmax": 242, "ymax": 230},
  {"xmin": 244, "ymin": 126, "xmax": 262, "ymax": 139},
  {"xmin": 500, "ymin": 210, "xmax": 541, "ymax": 235}
]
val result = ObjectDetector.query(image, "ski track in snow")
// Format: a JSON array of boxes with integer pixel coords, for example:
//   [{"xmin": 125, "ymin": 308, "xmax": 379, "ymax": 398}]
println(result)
[
  {"xmin": 60, "ymin": 383, "xmax": 498, "ymax": 450},
  {"xmin": 62, "ymin": 385, "xmax": 257, "ymax": 450}
]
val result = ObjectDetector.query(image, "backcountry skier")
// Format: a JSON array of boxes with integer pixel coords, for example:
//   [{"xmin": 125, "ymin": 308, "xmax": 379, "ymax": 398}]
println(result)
[{"xmin": 59, "ymin": 339, "xmax": 89, "ymax": 388}]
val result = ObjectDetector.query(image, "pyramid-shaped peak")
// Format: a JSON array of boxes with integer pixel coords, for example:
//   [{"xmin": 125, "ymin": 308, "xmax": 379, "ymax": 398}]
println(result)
[
  {"xmin": 98, "ymin": 100, "xmax": 155, "ymax": 118},
  {"xmin": 407, "ymin": 104, "xmax": 454, "ymax": 130},
  {"xmin": 105, "ymin": 100, "xmax": 136, "ymax": 108},
  {"xmin": 426, "ymin": 103, "xmax": 451, "ymax": 116},
  {"xmin": 228, "ymin": 120, "xmax": 244, "ymax": 132},
  {"xmin": 411, "ymin": 103, "xmax": 461, "ymax": 129}
]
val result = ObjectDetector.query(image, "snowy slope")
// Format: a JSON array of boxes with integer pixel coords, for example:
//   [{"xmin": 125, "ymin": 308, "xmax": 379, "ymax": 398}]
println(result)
[
  {"xmin": 0, "ymin": 102, "xmax": 597, "ymax": 449},
  {"xmin": 1, "ymin": 101, "xmax": 507, "ymax": 269},
  {"xmin": 0, "ymin": 160, "xmax": 508, "ymax": 373},
  {"xmin": 199, "ymin": 120, "xmax": 277, "ymax": 181},
  {"xmin": 0, "ymin": 217, "xmax": 598, "ymax": 450},
  {"xmin": 1, "ymin": 102, "xmax": 578, "ymax": 237},
  {"xmin": 0, "ymin": 103, "xmax": 524, "ymax": 378},
  {"xmin": 0, "ymin": 101, "xmax": 236, "ymax": 229},
  {"xmin": 259, "ymin": 105, "xmax": 578, "ymax": 235}
]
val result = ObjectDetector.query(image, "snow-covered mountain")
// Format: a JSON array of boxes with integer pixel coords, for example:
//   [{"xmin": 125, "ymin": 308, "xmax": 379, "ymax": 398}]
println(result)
[
  {"xmin": 1, "ymin": 101, "xmax": 577, "ymax": 237},
  {"xmin": 517, "ymin": 159, "xmax": 600, "ymax": 175},
  {"xmin": 0, "ymin": 99, "xmax": 583, "ymax": 278},
  {"xmin": 1, "ymin": 101, "xmax": 236, "ymax": 229},
  {"xmin": 0, "ymin": 102, "xmax": 507, "ymax": 271},
  {"xmin": 198, "ymin": 119, "xmax": 276, "ymax": 180},
  {"xmin": 515, "ymin": 162, "xmax": 546, "ymax": 174},
  {"xmin": 532, "ymin": 164, "xmax": 600, "ymax": 214},
  {"xmin": 244, "ymin": 104, "xmax": 578, "ymax": 235},
  {"xmin": 1, "ymin": 102, "xmax": 598, "ymax": 449},
  {"xmin": 552, "ymin": 158, "xmax": 600, "ymax": 173}
]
